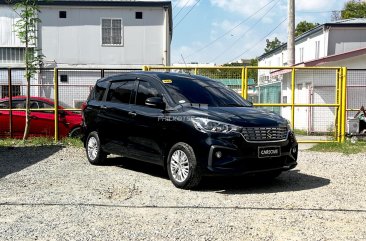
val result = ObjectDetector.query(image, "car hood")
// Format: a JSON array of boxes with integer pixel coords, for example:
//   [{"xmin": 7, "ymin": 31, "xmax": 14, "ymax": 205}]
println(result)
[{"xmin": 183, "ymin": 106, "xmax": 287, "ymax": 127}]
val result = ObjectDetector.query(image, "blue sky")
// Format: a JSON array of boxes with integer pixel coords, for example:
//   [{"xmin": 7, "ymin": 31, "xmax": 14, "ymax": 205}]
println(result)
[{"xmin": 159, "ymin": 0, "xmax": 350, "ymax": 65}]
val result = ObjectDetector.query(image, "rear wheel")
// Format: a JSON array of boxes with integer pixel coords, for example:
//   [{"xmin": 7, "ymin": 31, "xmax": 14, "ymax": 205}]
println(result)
[
  {"xmin": 167, "ymin": 142, "xmax": 202, "ymax": 189},
  {"xmin": 86, "ymin": 131, "xmax": 106, "ymax": 165},
  {"xmin": 68, "ymin": 127, "xmax": 82, "ymax": 138}
]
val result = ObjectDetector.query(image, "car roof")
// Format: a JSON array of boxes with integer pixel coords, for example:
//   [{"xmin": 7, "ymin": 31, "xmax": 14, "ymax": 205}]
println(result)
[
  {"xmin": 97, "ymin": 71, "xmax": 219, "ymax": 86},
  {"xmin": 0, "ymin": 96, "xmax": 54, "ymax": 103}
]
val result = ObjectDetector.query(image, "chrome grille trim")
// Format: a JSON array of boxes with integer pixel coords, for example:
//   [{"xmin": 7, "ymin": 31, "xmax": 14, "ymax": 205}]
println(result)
[{"xmin": 241, "ymin": 127, "xmax": 288, "ymax": 142}]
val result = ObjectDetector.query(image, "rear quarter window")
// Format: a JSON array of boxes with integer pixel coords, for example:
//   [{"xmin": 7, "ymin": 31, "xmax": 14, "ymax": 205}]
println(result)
[{"xmin": 90, "ymin": 82, "xmax": 108, "ymax": 101}]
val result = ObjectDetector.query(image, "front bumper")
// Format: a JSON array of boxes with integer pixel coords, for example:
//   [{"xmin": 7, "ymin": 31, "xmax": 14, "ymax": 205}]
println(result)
[{"xmin": 196, "ymin": 131, "xmax": 298, "ymax": 176}]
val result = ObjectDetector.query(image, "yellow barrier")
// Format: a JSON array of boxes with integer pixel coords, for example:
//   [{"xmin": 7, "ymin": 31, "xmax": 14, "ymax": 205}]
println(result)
[
  {"xmin": 144, "ymin": 65, "xmax": 347, "ymax": 143},
  {"xmin": 54, "ymin": 68, "xmax": 59, "ymax": 142}
]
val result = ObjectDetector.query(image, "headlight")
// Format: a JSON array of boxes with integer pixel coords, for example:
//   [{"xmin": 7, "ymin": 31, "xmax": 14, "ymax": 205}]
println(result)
[{"xmin": 191, "ymin": 117, "xmax": 242, "ymax": 133}]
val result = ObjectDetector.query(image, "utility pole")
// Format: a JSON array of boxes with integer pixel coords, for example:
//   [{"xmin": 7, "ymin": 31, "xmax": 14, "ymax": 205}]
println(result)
[{"xmin": 287, "ymin": 0, "xmax": 295, "ymax": 66}]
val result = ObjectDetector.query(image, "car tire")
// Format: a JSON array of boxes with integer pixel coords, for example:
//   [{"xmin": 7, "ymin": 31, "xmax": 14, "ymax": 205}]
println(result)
[
  {"xmin": 68, "ymin": 127, "xmax": 82, "ymax": 138},
  {"xmin": 86, "ymin": 131, "xmax": 106, "ymax": 165},
  {"xmin": 167, "ymin": 142, "xmax": 202, "ymax": 189}
]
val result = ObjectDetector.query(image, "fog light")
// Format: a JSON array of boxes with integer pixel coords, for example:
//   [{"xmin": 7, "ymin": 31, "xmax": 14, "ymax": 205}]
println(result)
[
  {"xmin": 292, "ymin": 147, "xmax": 297, "ymax": 153},
  {"xmin": 215, "ymin": 151, "xmax": 222, "ymax": 159}
]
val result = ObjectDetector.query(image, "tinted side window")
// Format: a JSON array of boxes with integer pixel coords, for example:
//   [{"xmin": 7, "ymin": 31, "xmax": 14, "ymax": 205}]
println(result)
[
  {"xmin": 0, "ymin": 101, "xmax": 9, "ymax": 108},
  {"xmin": 107, "ymin": 81, "xmax": 135, "ymax": 104},
  {"xmin": 136, "ymin": 81, "xmax": 160, "ymax": 106},
  {"xmin": 94, "ymin": 83, "xmax": 107, "ymax": 101}
]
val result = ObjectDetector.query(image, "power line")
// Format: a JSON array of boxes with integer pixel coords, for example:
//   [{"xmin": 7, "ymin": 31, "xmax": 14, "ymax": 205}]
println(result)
[
  {"xmin": 210, "ymin": 0, "xmax": 281, "ymax": 63},
  {"xmin": 226, "ymin": 17, "xmax": 287, "ymax": 63},
  {"xmin": 173, "ymin": 0, "xmax": 191, "ymax": 19},
  {"xmin": 172, "ymin": 1, "xmax": 178, "ymax": 10},
  {"xmin": 185, "ymin": 0, "xmax": 277, "ymax": 60},
  {"xmin": 174, "ymin": 0, "xmax": 201, "ymax": 29}
]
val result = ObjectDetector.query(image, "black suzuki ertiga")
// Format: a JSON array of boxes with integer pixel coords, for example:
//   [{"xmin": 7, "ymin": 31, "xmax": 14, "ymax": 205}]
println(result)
[{"xmin": 82, "ymin": 72, "xmax": 298, "ymax": 189}]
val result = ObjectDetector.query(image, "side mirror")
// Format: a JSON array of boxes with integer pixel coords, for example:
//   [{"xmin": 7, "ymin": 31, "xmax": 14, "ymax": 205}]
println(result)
[
  {"xmin": 59, "ymin": 109, "xmax": 67, "ymax": 117},
  {"xmin": 145, "ymin": 97, "xmax": 166, "ymax": 109}
]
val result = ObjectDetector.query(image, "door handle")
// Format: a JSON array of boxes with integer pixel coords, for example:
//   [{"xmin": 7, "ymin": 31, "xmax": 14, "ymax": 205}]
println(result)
[
  {"xmin": 128, "ymin": 111, "xmax": 137, "ymax": 117},
  {"xmin": 30, "ymin": 116, "xmax": 39, "ymax": 120},
  {"xmin": 100, "ymin": 105, "xmax": 107, "ymax": 110}
]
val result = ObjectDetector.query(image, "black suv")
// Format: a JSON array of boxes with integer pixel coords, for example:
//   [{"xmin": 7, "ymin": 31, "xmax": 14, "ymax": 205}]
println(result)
[{"xmin": 82, "ymin": 72, "xmax": 298, "ymax": 189}]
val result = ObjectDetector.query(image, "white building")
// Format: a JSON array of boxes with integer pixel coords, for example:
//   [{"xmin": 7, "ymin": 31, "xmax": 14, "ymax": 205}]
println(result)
[
  {"xmin": 0, "ymin": 0, "xmax": 172, "ymax": 107},
  {"xmin": 1, "ymin": 0, "xmax": 172, "ymax": 68},
  {"xmin": 257, "ymin": 18, "xmax": 366, "ymax": 133}
]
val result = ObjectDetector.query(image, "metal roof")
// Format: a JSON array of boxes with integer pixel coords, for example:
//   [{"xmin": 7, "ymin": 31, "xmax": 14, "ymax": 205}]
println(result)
[{"xmin": 0, "ymin": 0, "xmax": 171, "ymax": 6}]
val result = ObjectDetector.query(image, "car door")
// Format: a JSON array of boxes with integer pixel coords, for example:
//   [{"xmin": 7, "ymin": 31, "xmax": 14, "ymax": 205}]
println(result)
[
  {"xmin": 0, "ymin": 101, "xmax": 10, "ymax": 137},
  {"xmin": 97, "ymin": 78, "xmax": 136, "ymax": 156},
  {"xmin": 10, "ymin": 99, "xmax": 27, "ymax": 137},
  {"xmin": 127, "ymin": 78, "xmax": 166, "ymax": 164}
]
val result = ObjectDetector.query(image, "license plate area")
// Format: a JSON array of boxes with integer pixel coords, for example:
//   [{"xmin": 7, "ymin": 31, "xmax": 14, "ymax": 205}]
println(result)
[{"xmin": 258, "ymin": 146, "xmax": 281, "ymax": 158}]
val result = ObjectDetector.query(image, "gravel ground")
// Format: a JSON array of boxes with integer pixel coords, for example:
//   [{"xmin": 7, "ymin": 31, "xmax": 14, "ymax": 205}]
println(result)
[{"xmin": 0, "ymin": 145, "xmax": 366, "ymax": 240}]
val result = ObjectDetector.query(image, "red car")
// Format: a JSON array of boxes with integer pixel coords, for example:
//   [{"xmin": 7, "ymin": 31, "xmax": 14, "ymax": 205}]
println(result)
[{"xmin": 0, "ymin": 96, "xmax": 82, "ymax": 138}]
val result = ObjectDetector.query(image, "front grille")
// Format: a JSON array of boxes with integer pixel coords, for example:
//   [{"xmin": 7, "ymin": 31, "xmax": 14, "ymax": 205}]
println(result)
[{"xmin": 241, "ymin": 127, "xmax": 288, "ymax": 142}]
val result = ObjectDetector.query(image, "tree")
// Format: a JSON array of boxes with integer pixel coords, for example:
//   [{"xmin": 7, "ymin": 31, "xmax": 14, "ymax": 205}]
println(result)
[
  {"xmin": 295, "ymin": 21, "xmax": 319, "ymax": 37},
  {"xmin": 341, "ymin": 0, "xmax": 366, "ymax": 19},
  {"xmin": 14, "ymin": 0, "xmax": 43, "ymax": 141},
  {"xmin": 222, "ymin": 58, "xmax": 258, "ymax": 84},
  {"xmin": 264, "ymin": 37, "xmax": 282, "ymax": 53}
]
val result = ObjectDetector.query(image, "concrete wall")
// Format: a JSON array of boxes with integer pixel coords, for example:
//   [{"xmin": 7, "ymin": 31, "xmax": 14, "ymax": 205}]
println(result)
[
  {"xmin": 39, "ymin": 6, "xmax": 167, "ymax": 67},
  {"xmin": 0, "ymin": 6, "xmax": 23, "ymax": 47},
  {"xmin": 328, "ymin": 28, "xmax": 366, "ymax": 55}
]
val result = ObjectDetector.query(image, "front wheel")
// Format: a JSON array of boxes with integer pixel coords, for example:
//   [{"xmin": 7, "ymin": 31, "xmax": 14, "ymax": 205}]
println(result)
[
  {"xmin": 167, "ymin": 142, "xmax": 202, "ymax": 189},
  {"xmin": 86, "ymin": 131, "xmax": 106, "ymax": 165}
]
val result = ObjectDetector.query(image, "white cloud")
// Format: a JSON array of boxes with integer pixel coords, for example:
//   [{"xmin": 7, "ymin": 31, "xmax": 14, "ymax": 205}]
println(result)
[
  {"xmin": 173, "ymin": 0, "xmax": 199, "ymax": 8},
  {"xmin": 210, "ymin": 0, "xmax": 281, "ymax": 17},
  {"xmin": 211, "ymin": 20, "xmax": 249, "ymax": 39},
  {"xmin": 296, "ymin": 0, "xmax": 337, "ymax": 11}
]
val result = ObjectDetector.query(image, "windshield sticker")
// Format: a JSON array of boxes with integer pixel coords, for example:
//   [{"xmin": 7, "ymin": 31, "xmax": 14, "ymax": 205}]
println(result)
[{"xmin": 162, "ymin": 79, "xmax": 172, "ymax": 84}]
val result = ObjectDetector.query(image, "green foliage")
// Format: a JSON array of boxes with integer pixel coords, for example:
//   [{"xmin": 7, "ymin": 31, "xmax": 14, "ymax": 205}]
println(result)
[
  {"xmin": 309, "ymin": 141, "xmax": 366, "ymax": 154},
  {"xmin": 264, "ymin": 37, "xmax": 282, "ymax": 53},
  {"xmin": 14, "ymin": 0, "xmax": 43, "ymax": 79},
  {"xmin": 0, "ymin": 137, "xmax": 83, "ymax": 147},
  {"xmin": 13, "ymin": 0, "xmax": 44, "ymax": 140},
  {"xmin": 295, "ymin": 21, "xmax": 319, "ymax": 37},
  {"xmin": 341, "ymin": 0, "xmax": 366, "ymax": 19},
  {"xmin": 221, "ymin": 58, "xmax": 258, "ymax": 84}
]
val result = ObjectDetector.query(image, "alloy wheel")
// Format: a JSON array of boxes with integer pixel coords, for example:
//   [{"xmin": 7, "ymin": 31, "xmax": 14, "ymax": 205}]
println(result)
[{"xmin": 170, "ymin": 150, "xmax": 190, "ymax": 182}]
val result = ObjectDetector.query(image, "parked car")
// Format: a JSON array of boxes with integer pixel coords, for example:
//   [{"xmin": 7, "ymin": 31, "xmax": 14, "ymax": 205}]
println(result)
[
  {"xmin": 82, "ymin": 72, "xmax": 298, "ymax": 189},
  {"xmin": 0, "ymin": 96, "xmax": 82, "ymax": 138}
]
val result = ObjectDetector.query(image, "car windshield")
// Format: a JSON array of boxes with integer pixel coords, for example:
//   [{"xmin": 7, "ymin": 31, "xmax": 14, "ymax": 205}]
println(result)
[{"xmin": 162, "ymin": 76, "xmax": 252, "ymax": 107}]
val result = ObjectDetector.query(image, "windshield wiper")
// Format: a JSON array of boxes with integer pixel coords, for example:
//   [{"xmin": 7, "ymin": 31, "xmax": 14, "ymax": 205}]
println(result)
[{"xmin": 223, "ymin": 103, "xmax": 244, "ymax": 107}]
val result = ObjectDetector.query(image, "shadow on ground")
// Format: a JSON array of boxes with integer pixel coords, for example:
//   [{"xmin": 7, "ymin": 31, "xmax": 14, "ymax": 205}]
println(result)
[
  {"xmin": 0, "ymin": 146, "xmax": 63, "ymax": 179},
  {"xmin": 103, "ymin": 156, "xmax": 330, "ymax": 194}
]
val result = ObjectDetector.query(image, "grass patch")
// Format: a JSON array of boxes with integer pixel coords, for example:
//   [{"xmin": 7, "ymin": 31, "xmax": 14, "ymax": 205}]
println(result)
[
  {"xmin": 309, "ymin": 141, "xmax": 366, "ymax": 154},
  {"xmin": 0, "ymin": 137, "xmax": 83, "ymax": 148}
]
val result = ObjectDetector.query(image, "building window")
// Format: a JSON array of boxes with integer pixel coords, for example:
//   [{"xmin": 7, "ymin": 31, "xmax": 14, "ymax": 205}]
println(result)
[
  {"xmin": 1, "ymin": 85, "xmax": 21, "ymax": 98},
  {"xmin": 59, "ymin": 11, "xmax": 67, "ymax": 18},
  {"xmin": 60, "ymin": 75, "xmax": 68, "ymax": 83},
  {"xmin": 299, "ymin": 47, "xmax": 304, "ymax": 63},
  {"xmin": 0, "ymin": 48, "xmax": 25, "ymax": 64},
  {"xmin": 101, "ymin": 18, "xmax": 123, "ymax": 46},
  {"xmin": 135, "ymin": 12, "xmax": 143, "ymax": 19},
  {"xmin": 315, "ymin": 41, "xmax": 320, "ymax": 59}
]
